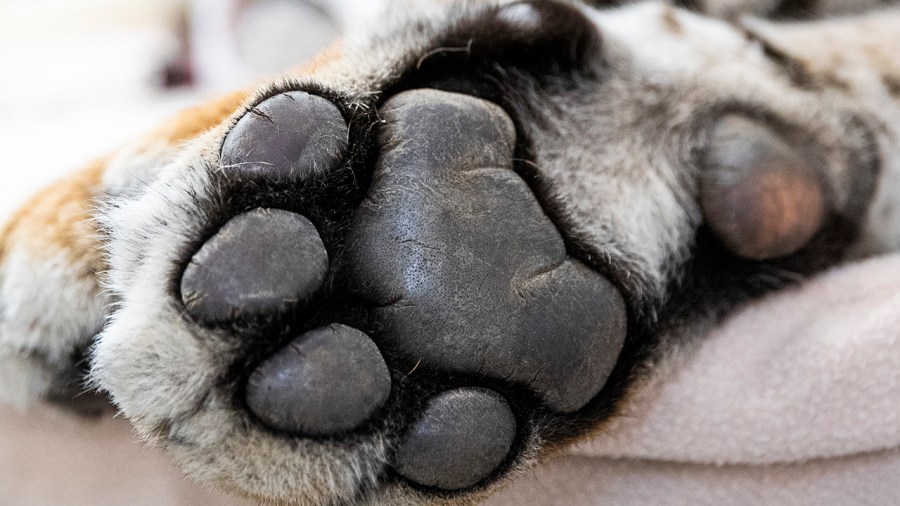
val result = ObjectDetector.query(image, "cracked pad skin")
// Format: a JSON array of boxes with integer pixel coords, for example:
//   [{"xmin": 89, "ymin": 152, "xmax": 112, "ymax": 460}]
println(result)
[{"xmin": 348, "ymin": 90, "xmax": 628, "ymax": 413}]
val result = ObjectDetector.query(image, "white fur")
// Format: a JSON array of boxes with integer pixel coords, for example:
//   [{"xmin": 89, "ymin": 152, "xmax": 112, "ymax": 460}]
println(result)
[{"xmin": 0, "ymin": 247, "xmax": 108, "ymax": 405}]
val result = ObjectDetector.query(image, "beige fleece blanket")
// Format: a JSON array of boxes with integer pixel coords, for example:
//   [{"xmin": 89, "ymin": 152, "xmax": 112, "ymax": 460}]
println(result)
[{"xmin": 2, "ymin": 253, "xmax": 898, "ymax": 505}]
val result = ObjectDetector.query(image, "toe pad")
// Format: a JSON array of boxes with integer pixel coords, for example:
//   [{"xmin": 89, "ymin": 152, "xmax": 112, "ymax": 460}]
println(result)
[
  {"xmin": 245, "ymin": 324, "xmax": 391, "ymax": 435},
  {"xmin": 220, "ymin": 91, "xmax": 348, "ymax": 181},
  {"xmin": 393, "ymin": 388, "xmax": 515, "ymax": 490},
  {"xmin": 701, "ymin": 115, "xmax": 827, "ymax": 260},
  {"xmin": 181, "ymin": 208, "xmax": 328, "ymax": 324}
]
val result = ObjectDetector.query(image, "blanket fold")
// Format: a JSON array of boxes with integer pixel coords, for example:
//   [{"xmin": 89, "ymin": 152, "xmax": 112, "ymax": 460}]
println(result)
[{"xmin": 574, "ymin": 253, "xmax": 900, "ymax": 465}]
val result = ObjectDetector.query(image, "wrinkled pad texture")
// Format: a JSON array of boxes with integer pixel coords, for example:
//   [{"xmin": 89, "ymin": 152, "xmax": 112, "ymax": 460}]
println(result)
[{"xmin": 348, "ymin": 89, "xmax": 627, "ymax": 413}]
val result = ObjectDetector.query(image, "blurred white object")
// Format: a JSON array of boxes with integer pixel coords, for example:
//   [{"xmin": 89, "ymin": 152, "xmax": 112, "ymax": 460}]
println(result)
[
  {"xmin": 0, "ymin": 0, "xmax": 200, "ymax": 219},
  {"xmin": 191, "ymin": 0, "xmax": 383, "ymax": 91},
  {"xmin": 0, "ymin": 0, "xmax": 379, "ymax": 218}
]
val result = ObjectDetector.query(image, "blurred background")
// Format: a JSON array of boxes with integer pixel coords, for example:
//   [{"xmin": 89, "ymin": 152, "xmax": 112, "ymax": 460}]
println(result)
[{"xmin": 0, "ymin": 0, "xmax": 380, "ymax": 218}]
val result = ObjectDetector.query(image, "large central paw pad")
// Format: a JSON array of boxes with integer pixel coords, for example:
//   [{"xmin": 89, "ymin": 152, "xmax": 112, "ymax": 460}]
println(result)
[
  {"xmin": 349, "ymin": 90, "xmax": 627, "ymax": 413},
  {"xmin": 177, "ymin": 88, "xmax": 628, "ymax": 493}
]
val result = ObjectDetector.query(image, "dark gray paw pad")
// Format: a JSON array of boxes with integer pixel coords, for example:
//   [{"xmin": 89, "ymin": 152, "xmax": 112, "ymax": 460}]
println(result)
[
  {"xmin": 245, "ymin": 324, "xmax": 390, "ymax": 435},
  {"xmin": 349, "ymin": 89, "xmax": 627, "ymax": 413},
  {"xmin": 181, "ymin": 208, "xmax": 328, "ymax": 324},
  {"xmin": 393, "ymin": 388, "xmax": 515, "ymax": 490},
  {"xmin": 220, "ymin": 91, "xmax": 348, "ymax": 181}
]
